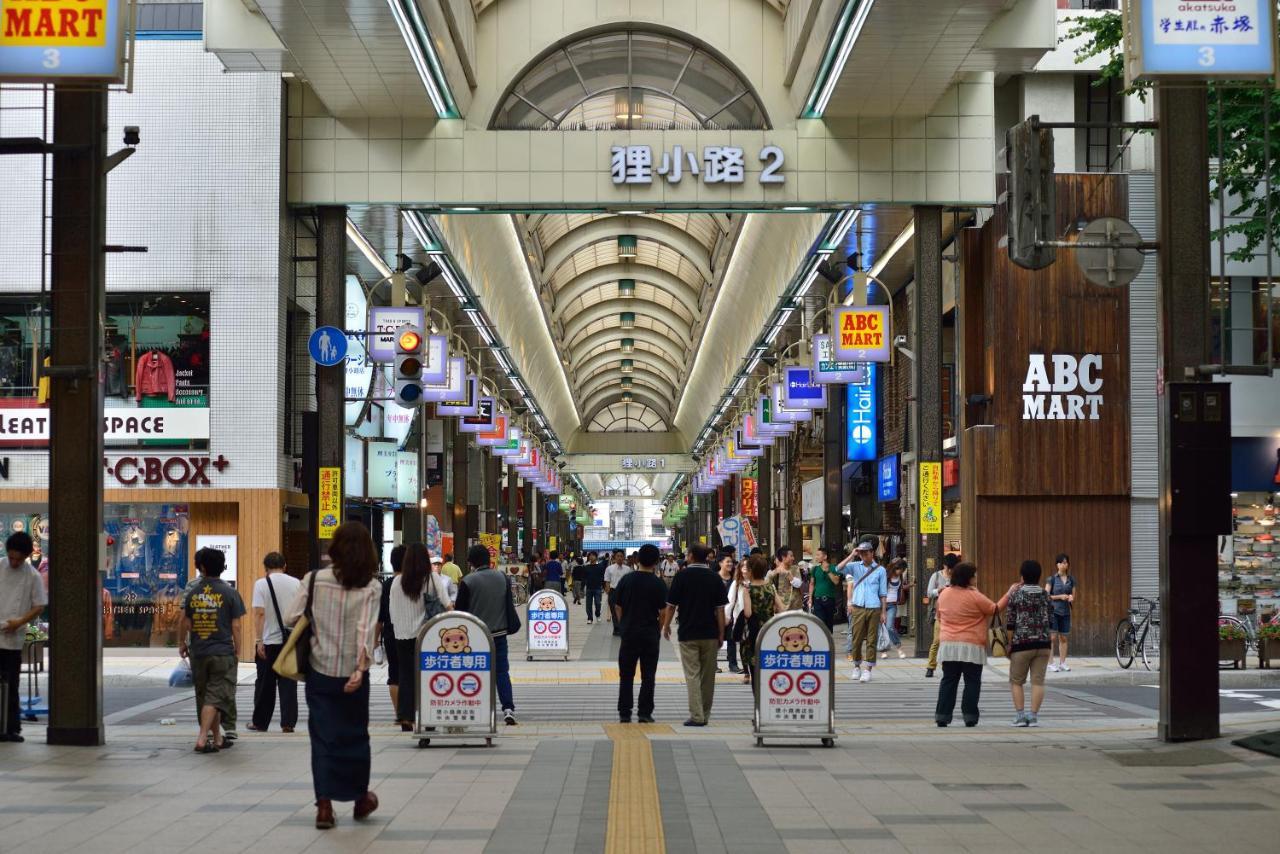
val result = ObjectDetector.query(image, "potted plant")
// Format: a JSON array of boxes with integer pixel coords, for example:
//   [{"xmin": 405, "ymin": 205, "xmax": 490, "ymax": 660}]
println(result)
[
  {"xmin": 1259, "ymin": 623, "xmax": 1280, "ymax": 669},
  {"xmin": 1219, "ymin": 623, "xmax": 1248, "ymax": 669}
]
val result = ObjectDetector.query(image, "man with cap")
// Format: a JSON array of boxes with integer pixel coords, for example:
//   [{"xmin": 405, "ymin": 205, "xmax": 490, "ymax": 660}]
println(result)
[
  {"xmin": 838, "ymin": 541, "xmax": 887, "ymax": 683},
  {"xmin": 431, "ymin": 554, "xmax": 457, "ymax": 605}
]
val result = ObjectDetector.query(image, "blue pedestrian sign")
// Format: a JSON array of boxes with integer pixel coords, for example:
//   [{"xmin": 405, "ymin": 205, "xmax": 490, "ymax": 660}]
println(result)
[{"xmin": 308, "ymin": 326, "xmax": 348, "ymax": 366}]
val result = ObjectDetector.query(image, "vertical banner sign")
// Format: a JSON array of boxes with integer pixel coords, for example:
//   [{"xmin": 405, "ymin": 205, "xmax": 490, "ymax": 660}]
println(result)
[
  {"xmin": 741, "ymin": 478, "xmax": 758, "ymax": 518},
  {"xmin": 317, "ymin": 466, "xmax": 342, "ymax": 539},
  {"xmin": 832, "ymin": 306, "xmax": 891, "ymax": 363},
  {"xmin": 0, "ymin": 0, "xmax": 128, "ymax": 82},
  {"xmin": 526, "ymin": 588, "xmax": 569, "ymax": 660},
  {"xmin": 418, "ymin": 613, "xmax": 494, "ymax": 731},
  {"xmin": 877, "ymin": 454, "xmax": 900, "ymax": 502},
  {"xmin": 919, "ymin": 461, "xmax": 942, "ymax": 535},
  {"xmin": 754, "ymin": 613, "xmax": 836, "ymax": 744},
  {"xmin": 846, "ymin": 362, "xmax": 878, "ymax": 462}
]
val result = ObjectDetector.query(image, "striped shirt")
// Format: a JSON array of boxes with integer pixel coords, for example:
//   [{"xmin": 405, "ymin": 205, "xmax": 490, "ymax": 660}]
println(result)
[
  {"xmin": 283, "ymin": 569, "xmax": 381, "ymax": 679},
  {"xmin": 388, "ymin": 574, "xmax": 449, "ymax": 641}
]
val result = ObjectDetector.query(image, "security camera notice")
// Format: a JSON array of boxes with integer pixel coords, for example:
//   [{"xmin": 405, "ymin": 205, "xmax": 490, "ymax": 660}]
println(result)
[
  {"xmin": 0, "ymin": 0, "xmax": 109, "ymax": 44},
  {"xmin": 1021, "ymin": 354, "xmax": 1103, "ymax": 421}
]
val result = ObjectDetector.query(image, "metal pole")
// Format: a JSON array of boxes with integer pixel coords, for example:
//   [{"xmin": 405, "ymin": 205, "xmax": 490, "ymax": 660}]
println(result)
[
  {"xmin": 913, "ymin": 206, "xmax": 945, "ymax": 659},
  {"xmin": 1155, "ymin": 85, "xmax": 1218, "ymax": 742},
  {"xmin": 46, "ymin": 85, "xmax": 107, "ymax": 746}
]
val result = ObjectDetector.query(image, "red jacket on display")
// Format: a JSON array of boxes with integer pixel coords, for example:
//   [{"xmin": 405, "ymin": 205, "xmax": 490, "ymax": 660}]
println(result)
[{"xmin": 135, "ymin": 351, "xmax": 176, "ymax": 402}]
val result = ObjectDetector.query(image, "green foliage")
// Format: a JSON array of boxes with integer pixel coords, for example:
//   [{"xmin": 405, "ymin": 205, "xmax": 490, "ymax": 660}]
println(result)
[
  {"xmin": 1259, "ymin": 622, "xmax": 1280, "ymax": 641},
  {"xmin": 1219, "ymin": 623, "xmax": 1247, "ymax": 641},
  {"xmin": 1063, "ymin": 11, "xmax": 1280, "ymax": 262}
]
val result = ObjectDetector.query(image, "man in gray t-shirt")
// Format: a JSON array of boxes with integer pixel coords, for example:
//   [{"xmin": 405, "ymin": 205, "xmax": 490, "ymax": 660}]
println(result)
[{"xmin": 181, "ymin": 547, "xmax": 244, "ymax": 752}]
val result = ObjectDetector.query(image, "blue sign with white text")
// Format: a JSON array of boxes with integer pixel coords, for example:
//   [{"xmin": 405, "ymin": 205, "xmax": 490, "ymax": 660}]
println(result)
[
  {"xmin": 877, "ymin": 454, "xmax": 899, "ymax": 502},
  {"xmin": 309, "ymin": 325, "xmax": 348, "ymax": 366},
  {"xmin": 846, "ymin": 363, "xmax": 877, "ymax": 462},
  {"xmin": 784, "ymin": 366, "xmax": 826, "ymax": 408},
  {"xmin": 1137, "ymin": 0, "xmax": 1276, "ymax": 78}
]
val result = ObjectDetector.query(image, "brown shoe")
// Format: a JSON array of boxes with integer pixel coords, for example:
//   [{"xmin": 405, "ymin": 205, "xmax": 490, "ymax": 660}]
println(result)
[
  {"xmin": 315, "ymin": 799, "xmax": 335, "ymax": 830},
  {"xmin": 354, "ymin": 791, "xmax": 379, "ymax": 821},
  {"xmin": 281, "ymin": 726, "xmax": 294, "ymax": 733}
]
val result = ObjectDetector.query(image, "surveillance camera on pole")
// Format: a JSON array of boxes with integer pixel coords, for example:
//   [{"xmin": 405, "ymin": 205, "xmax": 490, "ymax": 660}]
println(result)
[
  {"xmin": 393, "ymin": 325, "xmax": 424, "ymax": 409},
  {"xmin": 1005, "ymin": 116, "xmax": 1056, "ymax": 271}
]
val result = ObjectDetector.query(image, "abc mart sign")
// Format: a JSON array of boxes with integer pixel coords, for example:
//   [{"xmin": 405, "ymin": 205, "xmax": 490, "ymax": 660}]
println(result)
[{"xmin": 0, "ymin": 0, "xmax": 129, "ymax": 83}]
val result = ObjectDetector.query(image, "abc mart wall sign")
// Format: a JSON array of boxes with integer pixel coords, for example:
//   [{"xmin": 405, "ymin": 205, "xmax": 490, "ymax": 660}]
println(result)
[
  {"xmin": 1123, "ymin": 0, "xmax": 1278, "ymax": 81},
  {"xmin": 0, "ymin": 0, "xmax": 131, "ymax": 83}
]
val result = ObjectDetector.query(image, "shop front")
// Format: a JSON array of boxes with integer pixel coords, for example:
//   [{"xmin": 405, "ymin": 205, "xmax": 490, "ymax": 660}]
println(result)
[{"xmin": 1221, "ymin": 437, "xmax": 1280, "ymax": 623}]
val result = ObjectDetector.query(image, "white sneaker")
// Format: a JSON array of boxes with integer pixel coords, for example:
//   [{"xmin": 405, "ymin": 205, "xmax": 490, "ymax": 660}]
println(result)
[
  {"xmin": 897, "ymin": 648, "xmax": 908, "ymax": 659},
  {"xmin": 1058, "ymin": 662, "xmax": 1071, "ymax": 672},
  {"xmin": 859, "ymin": 669, "xmax": 872, "ymax": 683},
  {"xmin": 880, "ymin": 651, "xmax": 888, "ymax": 659},
  {"xmin": 1048, "ymin": 663, "xmax": 1060, "ymax": 673},
  {"xmin": 850, "ymin": 665, "xmax": 862, "ymax": 681}
]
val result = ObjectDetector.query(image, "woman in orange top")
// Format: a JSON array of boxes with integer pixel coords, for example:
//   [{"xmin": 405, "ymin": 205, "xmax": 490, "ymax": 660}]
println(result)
[{"xmin": 934, "ymin": 562, "xmax": 998, "ymax": 727}]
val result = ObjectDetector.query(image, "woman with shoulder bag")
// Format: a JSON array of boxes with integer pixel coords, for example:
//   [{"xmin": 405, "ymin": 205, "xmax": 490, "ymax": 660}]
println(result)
[
  {"xmin": 282, "ymin": 522, "xmax": 382, "ymax": 830},
  {"xmin": 389, "ymin": 543, "xmax": 451, "ymax": 731},
  {"xmin": 738, "ymin": 555, "xmax": 784, "ymax": 689}
]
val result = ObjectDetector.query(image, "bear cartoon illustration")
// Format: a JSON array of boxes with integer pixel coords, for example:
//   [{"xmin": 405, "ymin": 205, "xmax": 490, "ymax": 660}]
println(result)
[
  {"xmin": 437, "ymin": 625, "xmax": 472, "ymax": 654},
  {"xmin": 777, "ymin": 625, "xmax": 812, "ymax": 653},
  {"xmin": 538, "ymin": 596, "xmax": 557, "ymax": 611}
]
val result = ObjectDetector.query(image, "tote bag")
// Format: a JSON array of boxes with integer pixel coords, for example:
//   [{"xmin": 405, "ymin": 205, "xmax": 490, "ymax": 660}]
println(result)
[
  {"xmin": 988, "ymin": 612, "xmax": 1009, "ymax": 658},
  {"xmin": 273, "ymin": 571, "xmax": 317, "ymax": 681}
]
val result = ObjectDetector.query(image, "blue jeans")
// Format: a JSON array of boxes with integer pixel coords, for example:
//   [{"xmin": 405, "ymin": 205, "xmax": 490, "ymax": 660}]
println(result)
[
  {"xmin": 885, "ymin": 604, "xmax": 901, "ymax": 647},
  {"xmin": 494, "ymin": 635, "xmax": 515, "ymax": 712},
  {"xmin": 585, "ymin": 588, "xmax": 602, "ymax": 620},
  {"xmin": 812, "ymin": 597, "xmax": 837, "ymax": 633}
]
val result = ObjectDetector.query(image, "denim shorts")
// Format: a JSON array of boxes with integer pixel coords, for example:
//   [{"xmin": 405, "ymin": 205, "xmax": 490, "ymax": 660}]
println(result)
[{"xmin": 1050, "ymin": 612, "xmax": 1071, "ymax": 635}]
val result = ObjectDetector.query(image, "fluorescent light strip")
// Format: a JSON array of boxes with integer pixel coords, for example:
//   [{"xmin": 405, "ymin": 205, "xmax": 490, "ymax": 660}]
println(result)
[
  {"xmin": 745, "ymin": 353, "xmax": 762, "ymax": 375},
  {"xmin": 385, "ymin": 0, "xmax": 450, "ymax": 118},
  {"xmin": 764, "ymin": 324, "xmax": 783, "ymax": 345},
  {"xmin": 345, "ymin": 219, "xmax": 393, "ymax": 279},
  {"xmin": 793, "ymin": 266, "xmax": 822, "ymax": 299},
  {"xmin": 477, "ymin": 326, "xmax": 496, "ymax": 346},
  {"xmin": 812, "ymin": 0, "xmax": 877, "ymax": 117},
  {"xmin": 844, "ymin": 220, "xmax": 916, "ymax": 306},
  {"xmin": 731, "ymin": 377, "xmax": 746, "ymax": 395}
]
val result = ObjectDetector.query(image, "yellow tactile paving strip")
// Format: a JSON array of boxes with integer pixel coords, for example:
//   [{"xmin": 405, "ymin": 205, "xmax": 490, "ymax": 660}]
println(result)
[{"xmin": 604, "ymin": 723, "xmax": 671, "ymax": 854}]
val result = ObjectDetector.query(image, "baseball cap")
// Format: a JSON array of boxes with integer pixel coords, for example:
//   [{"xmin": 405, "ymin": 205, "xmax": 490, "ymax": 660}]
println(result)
[
  {"xmin": 855, "ymin": 541, "xmax": 874, "ymax": 552},
  {"xmin": 431, "ymin": 555, "xmax": 443, "ymax": 564}
]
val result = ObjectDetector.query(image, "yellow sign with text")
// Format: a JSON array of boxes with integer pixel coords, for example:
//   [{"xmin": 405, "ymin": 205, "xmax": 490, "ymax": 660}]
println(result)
[
  {"xmin": 0, "ymin": 0, "xmax": 110, "ymax": 47},
  {"xmin": 919, "ymin": 461, "xmax": 942, "ymax": 535},
  {"xmin": 832, "ymin": 305, "xmax": 891, "ymax": 363},
  {"xmin": 317, "ymin": 466, "xmax": 341, "ymax": 540}
]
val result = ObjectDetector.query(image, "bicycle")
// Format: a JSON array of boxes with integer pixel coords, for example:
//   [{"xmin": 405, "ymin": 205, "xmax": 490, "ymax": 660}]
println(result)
[
  {"xmin": 1115, "ymin": 596, "xmax": 1159, "ymax": 670},
  {"xmin": 1218, "ymin": 610, "xmax": 1280, "ymax": 655}
]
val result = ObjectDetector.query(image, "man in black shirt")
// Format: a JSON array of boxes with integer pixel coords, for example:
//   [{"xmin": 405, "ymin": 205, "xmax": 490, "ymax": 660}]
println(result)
[
  {"xmin": 581, "ymin": 551, "xmax": 606, "ymax": 624},
  {"xmin": 613, "ymin": 544, "xmax": 671, "ymax": 723},
  {"xmin": 665, "ymin": 544, "xmax": 728, "ymax": 727}
]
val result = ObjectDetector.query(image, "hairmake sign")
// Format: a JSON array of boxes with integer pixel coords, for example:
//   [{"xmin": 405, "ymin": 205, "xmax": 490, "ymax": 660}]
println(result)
[{"xmin": 1021, "ymin": 354, "xmax": 1104, "ymax": 421}]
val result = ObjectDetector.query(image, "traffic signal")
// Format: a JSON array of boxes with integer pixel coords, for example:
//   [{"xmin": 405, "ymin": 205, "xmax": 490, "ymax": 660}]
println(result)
[
  {"xmin": 1005, "ymin": 116, "xmax": 1056, "ymax": 271},
  {"xmin": 393, "ymin": 325, "xmax": 424, "ymax": 408}
]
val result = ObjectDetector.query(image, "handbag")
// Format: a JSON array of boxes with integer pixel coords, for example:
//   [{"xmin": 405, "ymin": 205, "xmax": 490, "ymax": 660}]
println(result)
[
  {"xmin": 988, "ymin": 611, "xmax": 1009, "ymax": 658},
  {"xmin": 273, "ymin": 571, "xmax": 317, "ymax": 682},
  {"xmin": 423, "ymin": 576, "xmax": 446, "ymax": 621}
]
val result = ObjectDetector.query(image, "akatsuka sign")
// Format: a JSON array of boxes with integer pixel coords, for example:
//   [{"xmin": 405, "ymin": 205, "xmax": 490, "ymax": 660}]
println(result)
[{"xmin": 0, "ymin": 0, "xmax": 128, "ymax": 82}]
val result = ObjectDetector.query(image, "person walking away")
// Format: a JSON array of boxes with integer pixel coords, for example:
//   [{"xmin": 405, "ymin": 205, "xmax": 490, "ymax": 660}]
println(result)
[
  {"xmin": 440, "ymin": 553, "xmax": 463, "ymax": 585},
  {"xmin": 249, "ymin": 552, "xmax": 301, "ymax": 733},
  {"xmin": 180, "ymin": 547, "xmax": 245, "ymax": 753},
  {"xmin": 879, "ymin": 559, "xmax": 909, "ymax": 660},
  {"xmin": 1004, "ymin": 560, "xmax": 1053, "ymax": 726},
  {"xmin": 933, "ymin": 562, "xmax": 998, "ymax": 727},
  {"xmin": 604, "ymin": 550, "xmax": 631, "ymax": 637},
  {"xmin": 839, "ymin": 542, "xmax": 887, "ymax": 682},
  {"xmin": 377, "ymin": 544, "xmax": 406, "ymax": 727},
  {"xmin": 390, "ymin": 543, "xmax": 451, "ymax": 730},
  {"xmin": 665, "ymin": 544, "xmax": 728, "ymax": 727},
  {"xmin": 924, "ymin": 554, "xmax": 957, "ymax": 677},
  {"xmin": 583, "ymin": 553, "xmax": 606, "ymax": 624},
  {"xmin": 613, "ymin": 544, "xmax": 671, "ymax": 723},
  {"xmin": 719, "ymin": 554, "xmax": 742, "ymax": 674},
  {"xmin": 0, "ymin": 532, "xmax": 46, "ymax": 743},
  {"xmin": 283, "ymin": 522, "xmax": 382, "ymax": 829},
  {"xmin": 455, "ymin": 543, "xmax": 520, "ymax": 725},
  {"xmin": 1046, "ymin": 554, "xmax": 1075, "ymax": 672},
  {"xmin": 768, "ymin": 547, "xmax": 804, "ymax": 612},
  {"xmin": 739, "ymin": 555, "xmax": 783, "ymax": 688},
  {"xmin": 543, "ymin": 550, "xmax": 565, "ymax": 595},
  {"xmin": 430, "ymin": 554, "xmax": 457, "ymax": 604},
  {"xmin": 571, "ymin": 555, "xmax": 585, "ymax": 604},
  {"xmin": 809, "ymin": 546, "xmax": 842, "ymax": 635}
]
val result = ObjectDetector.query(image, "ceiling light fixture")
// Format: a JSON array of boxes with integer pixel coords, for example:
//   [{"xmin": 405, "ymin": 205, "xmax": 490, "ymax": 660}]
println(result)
[
  {"xmin": 385, "ymin": 0, "xmax": 459, "ymax": 119},
  {"xmin": 477, "ymin": 326, "xmax": 496, "ymax": 346},
  {"xmin": 844, "ymin": 219, "xmax": 915, "ymax": 306},
  {"xmin": 345, "ymin": 219, "xmax": 393, "ymax": 279},
  {"xmin": 617, "ymin": 235, "xmax": 638, "ymax": 259},
  {"xmin": 805, "ymin": 0, "xmax": 877, "ymax": 118}
]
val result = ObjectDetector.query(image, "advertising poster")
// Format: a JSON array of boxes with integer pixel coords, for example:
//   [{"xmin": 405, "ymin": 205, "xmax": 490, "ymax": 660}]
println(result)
[
  {"xmin": 194, "ymin": 535, "xmax": 237, "ymax": 587},
  {"xmin": 478, "ymin": 532, "xmax": 501, "ymax": 564},
  {"xmin": 418, "ymin": 613, "xmax": 493, "ymax": 729},
  {"xmin": 526, "ymin": 588, "xmax": 569, "ymax": 658},
  {"xmin": 741, "ymin": 478, "xmax": 757, "ymax": 518},
  {"xmin": 318, "ymin": 466, "xmax": 342, "ymax": 539},
  {"xmin": 755, "ymin": 613, "xmax": 833, "ymax": 734},
  {"xmin": 919, "ymin": 461, "xmax": 942, "ymax": 535}
]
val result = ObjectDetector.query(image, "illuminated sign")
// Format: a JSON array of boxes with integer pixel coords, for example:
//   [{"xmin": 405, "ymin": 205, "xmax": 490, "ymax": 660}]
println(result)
[
  {"xmin": 812, "ymin": 334, "xmax": 867, "ymax": 384},
  {"xmin": 1128, "ymin": 0, "xmax": 1277, "ymax": 80},
  {"xmin": 770, "ymin": 383, "xmax": 812, "ymax": 423},
  {"xmin": 783, "ymin": 366, "xmax": 827, "ymax": 409},
  {"xmin": 0, "ymin": 0, "xmax": 128, "ymax": 82},
  {"xmin": 877, "ymin": 454, "xmax": 899, "ymax": 502},
  {"xmin": 832, "ymin": 306, "xmax": 891, "ymax": 363},
  {"xmin": 846, "ymin": 363, "xmax": 877, "ymax": 462}
]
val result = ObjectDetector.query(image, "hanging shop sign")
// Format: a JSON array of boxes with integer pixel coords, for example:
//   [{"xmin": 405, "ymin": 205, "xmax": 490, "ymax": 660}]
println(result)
[
  {"xmin": 0, "ymin": 407, "xmax": 210, "ymax": 446},
  {"xmin": 832, "ymin": 306, "xmax": 891, "ymax": 363},
  {"xmin": 846, "ymin": 363, "xmax": 878, "ymax": 463},
  {"xmin": 492, "ymin": 427, "xmax": 522, "ymax": 457},
  {"xmin": 417, "ymin": 612, "xmax": 495, "ymax": 731},
  {"xmin": 367, "ymin": 306, "xmax": 425, "ymax": 362},
  {"xmin": 812, "ymin": 334, "xmax": 867, "ymax": 384},
  {"xmin": 755, "ymin": 395, "xmax": 793, "ymax": 436},
  {"xmin": 735, "ymin": 429, "xmax": 764, "ymax": 458},
  {"xmin": 770, "ymin": 383, "xmax": 812, "ymax": 423},
  {"xmin": 459, "ymin": 397, "xmax": 496, "ymax": 433},
  {"xmin": 436, "ymin": 375, "xmax": 479, "ymax": 417},
  {"xmin": 783, "ymin": 367, "xmax": 827, "ymax": 409},
  {"xmin": 526, "ymin": 588, "xmax": 569, "ymax": 660},
  {"xmin": 1021, "ymin": 354, "xmax": 1104, "ymax": 421},
  {"xmin": 877, "ymin": 454, "xmax": 899, "ymax": 502},
  {"xmin": 753, "ymin": 613, "xmax": 836, "ymax": 746},
  {"xmin": 104, "ymin": 454, "xmax": 229, "ymax": 486},
  {"xmin": 318, "ymin": 466, "xmax": 342, "ymax": 539},
  {"xmin": 396, "ymin": 451, "xmax": 418, "ymax": 504},
  {"xmin": 740, "ymin": 477, "xmax": 758, "ymax": 518},
  {"xmin": 919, "ymin": 461, "xmax": 942, "ymax": 535},
  {"xmin": 0, "ymin": 0, "xmax": 129, "ymax": 83},
  {"xmin": 609, "ymin": 143, "xmax": 785, "ymax": 185},
  {"xmin": 475, "ymin": 415, "xmax": 508, "ymax": 447},
  {"xmin": 421, "ymin": 356, "xmax": 465, "ymax": 403},
  {"xmin": 1125, "ymin": 0, "xmax": 1278, "ymax": 81}
]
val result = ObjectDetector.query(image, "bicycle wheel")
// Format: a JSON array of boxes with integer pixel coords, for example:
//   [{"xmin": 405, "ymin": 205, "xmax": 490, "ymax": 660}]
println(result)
[
  {"xmin": 1138, "ymin": 626, "xmax": 1152, "ymax": 671},
  {"xmin": 1114, "ymin": 619, "xmax": 1136, "ymax": 669}
]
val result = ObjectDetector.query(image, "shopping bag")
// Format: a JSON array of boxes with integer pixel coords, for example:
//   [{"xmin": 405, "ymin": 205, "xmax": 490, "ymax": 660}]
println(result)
[
  {"xmin": 168, "ymin": 658, "xmax": 193, "ymax": 688},
  {"xmin": 877, "ymin": 622, "xmax": 892, "ymax": 652}
]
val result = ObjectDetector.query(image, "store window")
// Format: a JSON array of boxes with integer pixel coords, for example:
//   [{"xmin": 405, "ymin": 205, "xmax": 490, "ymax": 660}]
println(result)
[
  {"xmin": 0, "ymin": 293, "xmax": 210, "ymax": 449},
  {"xmin": 102, "ymin": 503, "xmax": 191, "ymax": 648}
]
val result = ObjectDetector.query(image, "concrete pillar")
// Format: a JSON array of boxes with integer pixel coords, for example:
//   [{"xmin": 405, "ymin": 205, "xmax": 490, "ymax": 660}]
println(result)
[
  {"xmin": 451, "ymin": 420, "xmax": 469, "ymax": 547},
  {"xmin": 523, "ymin": 480, "xmax": 534, "ymax": 559},
  {"xmin": 823, "ymin": 385, "xmax": 846, "ymax": 551},
  {"xmin": 46, "ymin": 86, "xmax": 108, "ymax": 746},
  {"xmin": 757, "ymin": 447, "xmax": 772, "ymax": 553},
  {"xmin": 913, "ymin": 206, "xmax": 945, "ymax": 657},
  {"xmin": 506, "ymin": 464, "xmax": 519, "ymax": 556}
]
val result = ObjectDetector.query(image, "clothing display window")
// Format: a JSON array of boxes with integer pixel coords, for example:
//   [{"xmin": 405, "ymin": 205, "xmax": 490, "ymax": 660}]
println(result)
[
  {"xmin": 101, "ymin": 503, "xmax": 191, "ymax": 648},
  {"xmin": 1220, "ymin": 491, "xmax": 1279, "ymax": 623}
]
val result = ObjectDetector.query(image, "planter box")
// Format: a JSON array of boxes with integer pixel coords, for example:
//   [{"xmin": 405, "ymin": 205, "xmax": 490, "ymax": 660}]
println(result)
[
  {"xmin": 1219, "ymin": 638, "xmax": 1247, "ymax": 669},
  {"xmin": 1260, "ymin": 637, "xmax": 1278, "ymax": 669}
]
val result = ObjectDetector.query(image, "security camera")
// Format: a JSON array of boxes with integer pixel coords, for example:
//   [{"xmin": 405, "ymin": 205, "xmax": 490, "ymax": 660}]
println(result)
[
  {"xmin": 893, "ymin": 334, "xmax": 907, "ymax": 348},
  {"xmin": 123, "ymin": 126, "xmax": 140, "ymax": 147}
]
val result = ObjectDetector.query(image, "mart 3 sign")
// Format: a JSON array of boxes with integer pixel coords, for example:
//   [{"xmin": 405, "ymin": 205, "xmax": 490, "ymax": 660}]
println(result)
[{"xmin": 0, "ymin": 0, "xmax": 130, "ymax": 82}]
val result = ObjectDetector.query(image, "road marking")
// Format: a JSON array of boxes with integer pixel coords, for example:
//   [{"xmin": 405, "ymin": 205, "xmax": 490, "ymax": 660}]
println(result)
[{"xmin": 604, "ymin": 723, "xmax": 668, "ymax": 854}]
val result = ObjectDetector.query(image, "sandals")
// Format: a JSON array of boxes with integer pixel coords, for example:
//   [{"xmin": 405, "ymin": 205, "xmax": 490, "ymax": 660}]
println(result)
[{"xmin": 194, "ymin": 743, "xmax": 219, "ymax": 754}]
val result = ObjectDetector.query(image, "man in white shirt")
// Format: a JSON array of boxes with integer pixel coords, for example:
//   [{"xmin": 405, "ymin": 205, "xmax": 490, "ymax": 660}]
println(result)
[
  {"xmin": 248, "ymin": 552, "xmax": 301, "ymax": 732},
  {"xmin": 1, "ymin": 532, "xmax": 47, "ymax": 742},
  {"xmin": 660, "ymin": 554, "xmax": 680, "ymax": 585},
  {"xmin": 431, "ymin": 554, "xmax": 457, "ymax": 604},
  {"xmin": 604, "ymin": 550, "xmax": 632, "ymax": 637}
]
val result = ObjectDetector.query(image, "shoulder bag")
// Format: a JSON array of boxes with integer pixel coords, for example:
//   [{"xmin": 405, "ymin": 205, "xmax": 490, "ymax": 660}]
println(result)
[
  {"xmin": 273, "ymin": 571, "xmax": 317, "ymax": 681},
  {"xmin": 988, "ymin": 610, "xmax": 1009, "ymax": 658},
  {"xmin": 423, "ymin": 575, "xmax": 446, "ymax": 621},
  {"xmin": 264, "ymin": 574, "xmax": 286, "ymax": 645}
]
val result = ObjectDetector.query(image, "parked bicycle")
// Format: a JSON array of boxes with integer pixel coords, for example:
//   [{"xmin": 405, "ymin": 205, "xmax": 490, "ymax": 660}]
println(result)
[
  {"xmin": 1218, "ymin": 610, "xmax": 1280, "ymax": 655},
  {"xmin": 1115, "ymin": 596, "xmax": 1159, "ymax": 670}
]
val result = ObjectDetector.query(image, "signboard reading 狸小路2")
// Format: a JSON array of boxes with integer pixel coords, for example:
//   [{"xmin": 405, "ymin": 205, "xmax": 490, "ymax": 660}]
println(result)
[{"xmin": 0, "ymin": 0, "xmax": 129, "ymax": 82}]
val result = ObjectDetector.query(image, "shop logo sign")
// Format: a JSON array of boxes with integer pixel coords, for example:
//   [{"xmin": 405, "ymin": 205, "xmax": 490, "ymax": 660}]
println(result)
[
  {"xmin": 106, "ymin": 454, "xmax": 229, "ymax": 486},
  {"xmin": 1022, "ymin": 354, "xmax": 1103, "ymax": 420}
]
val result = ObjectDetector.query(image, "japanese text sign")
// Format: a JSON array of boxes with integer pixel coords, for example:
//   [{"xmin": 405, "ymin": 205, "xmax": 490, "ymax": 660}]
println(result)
[
  {"xmin": 526, "ymin": 589, "xmax": 569, "ymax": 657},
  {"xmin": 1128, "ymin": 0, "xmax": 1277, "ymax": 79},
  {"xmin": 610, "ymin": 144, "xmax": 785, "ymax": 186},
  {"xmin": 919, "ymin": 461, "xmax": 942, "ymax": 535},
  {"xmin": 812, "ymin": 333, "xmax": 868, "ymax": 384},
  {"xmin": 317, "ymin": 466, "xmax": 341, "ymax": 539},
  {"xmin": 832, "ymin": 306, "xmax": 891, "ymax": 363},
  {"xmin": 418, "ymin": 613, "xmax": 494, "ymax": 729},
  {"xmin": 755, "ymin": 613, "xmax": 834, "ymax": 733},
  {"xmin": 0, "ymin": 0, "xmax": 127, "ymax": 82}
]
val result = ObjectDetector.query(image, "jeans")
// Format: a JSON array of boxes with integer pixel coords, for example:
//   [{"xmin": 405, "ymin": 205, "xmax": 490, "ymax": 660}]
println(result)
[
  {"xmin": 725, "ymin": 631, "xmax": 739, "ymax": 671},
  {"xmin": 884, "ymin": 604, "xmax": 901, "ymax": 647},
  {"xmin": 252, "ymin": 643, "xmax": 298, "ymax": 730},
  {"xmin": 678, "ymin": 638, "xmax": 720, "ymax": 724},
  {"xmin": 0, "ymin": 649, "xmax": 21, "ymax": 735},
  {"xmin": 395, "ymin": 638, "xmax": 419, "ymax": 723},
  {"xmin": 935, "ymin": 661, "xmax": 983, "ymax": 725},
  {"xmin": 572, "ymin": 580, "xmax": 584, "ymax": 603},
  {"xmin": 585, "ymin": 588, "xmax": 602, "ymax": 620},
  {"xmin": 494, "ymin": 634, "xmax": 515, "ymax": 712},
  {"xmin": 618, "ymin": 631, "xmax": 660, "ymax": 718},
  {"xmin": 812, "ymin": 597, "xmax": 837, "ymax": 633}
]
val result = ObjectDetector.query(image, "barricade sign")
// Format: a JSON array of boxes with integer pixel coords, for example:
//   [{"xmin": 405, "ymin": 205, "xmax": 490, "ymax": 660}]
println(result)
[
  {"xmin": 753, "ymin": 612, "xmax": 836, "ymax": 747},
  {"xmin": 526, "ymin": 588, "xmax": 569, "ymax": 661},
  {"xmin": 413, "ymin": 612, "xmax": 496, "ymax": 748}
]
